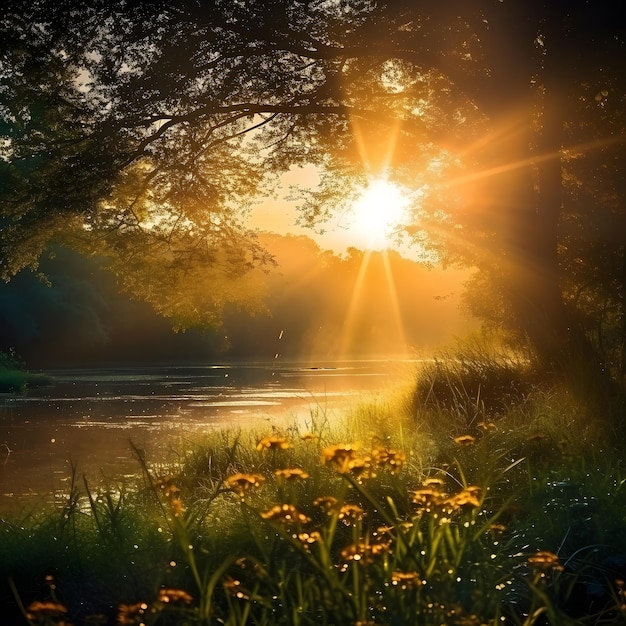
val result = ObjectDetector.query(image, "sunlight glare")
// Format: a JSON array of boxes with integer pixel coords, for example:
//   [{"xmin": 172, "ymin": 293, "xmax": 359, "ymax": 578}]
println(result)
[{"xmin": 347, "ymin": 179, "xmax": 410, "ymax": 250}]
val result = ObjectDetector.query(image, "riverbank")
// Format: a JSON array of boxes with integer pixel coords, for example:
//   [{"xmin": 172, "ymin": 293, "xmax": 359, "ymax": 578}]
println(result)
[{"xmin": 0, "ymin": 351, "xmax": 54, "ymax": 393}]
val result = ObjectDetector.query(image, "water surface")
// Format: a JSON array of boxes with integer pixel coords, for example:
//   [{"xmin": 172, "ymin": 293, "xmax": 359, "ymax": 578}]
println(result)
[{"xmin": 0, "ymin": 360, "xmax": 415, "ymax": 512}]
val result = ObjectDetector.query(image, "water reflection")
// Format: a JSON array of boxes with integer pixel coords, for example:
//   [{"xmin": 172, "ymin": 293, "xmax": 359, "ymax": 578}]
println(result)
[{"xmin": 0, "ymin": 361, "xmax": 414, "ymax": 512}]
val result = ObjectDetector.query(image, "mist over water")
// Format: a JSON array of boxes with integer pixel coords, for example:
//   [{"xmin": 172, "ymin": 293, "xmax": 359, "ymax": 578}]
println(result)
[{"xmin": 0, "ymin": 360, "xmax": 416, "ymax": 512}]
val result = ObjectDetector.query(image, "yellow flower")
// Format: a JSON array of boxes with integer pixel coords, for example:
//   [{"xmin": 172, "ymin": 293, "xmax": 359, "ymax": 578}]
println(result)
[
  {"xmin": 170, "ymin": 496, "xmax": 186, "ymax": 517},
  {"xmin": 391, "ymin": 570, "xmax": 423, "ymax": 589},
  {"xmin": 256, "ymin": 435, "xmax": 290, "ymax": 451},
  {"xmin": 341, "ymin": 540, "xmax": 389, "ymax": 564},
  {"xmin": 275, "ymin": 468, "xmax": 310, "ymax": 481},
  {"xmin": 26, "ymin": 600, "xmax": 68, "ymax": 620},
  {"xmin": 337, "ymin": 503, "xmax": 365, "ymax": 526},
  {"xmin": 410, "ymin": 487, "xmax": 447, "ymax": 512},
  {"xmin": 445, "ymin": 486, "xmax": 482, "ymax": 511},
  {"xmin": 300, "ymin": 432, "xmax": 319, "ymax": 442},
  {"xmin": 117, "ymin": 602, "xmax": 149, "ymax": 625},
  {"xmin": 223, "ymin": 577, "xmax": 250, "ymax": 600},
  {"xmin": 371, "ymin": 447, "xmax": 406, "ymax": 474},
  {"xmin": 322, "ymin": 443, "xmax": 360, "ymax": 472},
  {"xmin": 225, "ymin": 472, "xmax": 265, "ymax": 495},
  {"xmin": 422, "ymin": 477, "xmax": 445, "ymax": 488},
  {"xmin": 260, "ymin": 503, "xmax": 311, "ymax": 525},
  {"xmin": 345, "ymin": 456, "xmax": 374, "ymax": 480},
  {"xmin": 314, "ymin": 495, "xmax": 338, "ymax": 511},
  {"xmin": 158, "ymin": 587, "xmax": 193, "ymax": 605},
  {"xmin": 454, "ymin": 435, "xmax": 476, "ymax": 446},
  {"xmin": 527, "ymin": 550, "xmax": 564, "ymax": 572}
]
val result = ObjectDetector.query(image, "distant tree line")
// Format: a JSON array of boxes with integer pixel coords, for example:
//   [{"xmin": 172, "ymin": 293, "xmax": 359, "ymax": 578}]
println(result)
[
  {"xmin": 0, "ymin": 237, "xmax": 472, "ymax": 367},
  {"xmin": 1, "ymin": 1, "xmax": 624, "ymax": 408}
]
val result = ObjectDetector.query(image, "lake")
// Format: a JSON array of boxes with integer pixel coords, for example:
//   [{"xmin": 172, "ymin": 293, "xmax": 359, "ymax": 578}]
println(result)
[{"xmin": 0, "ymin": 360, "xmax": 417, "ymax": 512}]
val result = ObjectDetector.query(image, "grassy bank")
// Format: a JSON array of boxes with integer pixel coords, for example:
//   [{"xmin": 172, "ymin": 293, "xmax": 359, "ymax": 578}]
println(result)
[
  {"xmin": 2, "ymin": 350, "xmax": 626, "ymax": 625},
  {"xmin": 0, "ymin": 351, "xmax": 53, "ymax": 393}
]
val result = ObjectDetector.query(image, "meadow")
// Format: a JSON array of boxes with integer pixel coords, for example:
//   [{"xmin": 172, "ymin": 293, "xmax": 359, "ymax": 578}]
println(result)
[{"xmin": 2, "ymin": 343, "xmax": 626, "ymax": 625}]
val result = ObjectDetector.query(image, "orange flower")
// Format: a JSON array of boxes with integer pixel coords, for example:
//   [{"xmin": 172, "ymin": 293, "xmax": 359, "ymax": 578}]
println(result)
[
  {"xmin": 454, "ymin": 435, "xmax": 476, "ymax": 446},
  {"xmin": 158, "ymin": 587, "xmax": 193, "ymax": 605},
  {"xmin": 256, "ymin": 435, "xmax": 290, "ymax": 451},
  {"xmin": 314, "ymin": 495, "xmax": 339, "ymax": 512},
  {"xmin": 411, "ymin": 487, "xmax": 447, "ymax": 512},
  {"xmin": 341, "ymin": 540, "xmax": 390, "ymax": 564},
  {"xmin": 338, "ymin": 503, "xmax": 365, "ymax": 526},
  {"xmin": 223, "ymin": 577, "xmax": 250, "ymax": 600},
  {"xmin": 527, "ymin": 550, "xmax": 564, "ymax": 572},
  {"xmin": 445, "ymin": 486, "xmax": 482, "ymax": 511},
  {"xmin": 322, "ymin": 443, "xmax": 360, "ymax": 472},
  {"xmin": 371, "ymin": 447, "xmax": 406, "ymax": 474},
  {"xmin": 26, "ymin": 600, "xmax": 68, "ymax": 620},
  {"xmin": 391, "ymin": 570, "xmax": 423, "ymax": 589},
  {"xmin": 225, "ymin": 472, "xmax": 265, "ymax": 495},
  {"xmin": 260, "ymin": 503, "xmax": 311, "ymax": 525},
  {"xmin": 275, "ymin": 468, "xmax": 310, "ymax": 481},
  {"xmin": 117, "ymin": 602, "xmax": 149, "ymax": 625}
]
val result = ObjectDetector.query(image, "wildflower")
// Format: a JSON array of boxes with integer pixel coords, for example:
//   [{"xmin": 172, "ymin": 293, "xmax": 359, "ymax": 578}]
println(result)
[
  {"xmin": 422, "ymin": 477, "xmax": 445, "ymax": 488},
  {"xmin": 296, "ymin": 531, "xmax": 322, "ymax": 551},
  {"xmin": 300, "ymin": 432, "xmax": 318, "ymax": 442},
  {"xmin": 223, "ymin": 577, "xmax": 250, "ymax": 600},
  {"xmin": 477, "ymin": 421, "xmax": 497, "ymax": 431},
  {"xmin": 337, "ymin": 503, "xmax": 365, "ymax": 526},
  {"xmin": 322, "ymin": 443, "xmax": 360, "ymax": 472},
  {"xmin": 445, "ymin": 486, "xmax": 482, "ymax": 511},
  {"xmin": 314, "ymin": 495, "xmax": 338, "ymax": 512},
  {"xmin": 373, "ymin": 524, "xmax": 395, "ymax": 538},
  {"xmin": 158, "ymin": 587, "xmax": 193, "ymax": 605},
  {"xmin": 371, "ymin": 447, "xmax": 406, "ymax": 474},
  {"xmin": 454, "ymin": 435, "xmax": 476, "ymax": 446},
  {"xmin": 170, "ymin": 496, "xmax": 186, "ymax": 517},
  {"xmin": 225, "ymin": 472, "xmax": 265, "ymax": 496},
  {"xmin": 346, "ymin": 456, "xmax": 374, "ymax": 480},
  {"xmin": 156, "ymin": 476, "xmax": 181, "ymax": 499},
  {"xmin": 26, "ymin": 600, "xmax": 68, "ymax": 622},
  {"xmin": 391, "ymin": 570, "xmax": 423, "ymax": 589},
  {"xmin": 260, "ymin": 503, "xmax": 311, "ymax": 525},
  {"xmin": 342, "ymin": 539, "xmax": 391, "ymax": 564},
  {"xmin": 411, "ymin": 485, "xmax": 448, "ymax": 512},
  {"xmin": 117, "ymin": 602, "xmax": 149, "ymax": 625},
  {"xmin": 275, "ymin": 468, "xmax": 310, "ymax": 481},
  {"xmin": 527, "ymin": 550, "xmax": 564, "ymax": 573},
  {"xmin": 256, "ymin": 435, "xmax": 290, "ymax": 451}
]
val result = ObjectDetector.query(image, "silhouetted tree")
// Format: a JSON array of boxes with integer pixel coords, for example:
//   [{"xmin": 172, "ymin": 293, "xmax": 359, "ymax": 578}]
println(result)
[{"xmin": 1, "ymin": 1, "xmax": 624, "ymax": 403}]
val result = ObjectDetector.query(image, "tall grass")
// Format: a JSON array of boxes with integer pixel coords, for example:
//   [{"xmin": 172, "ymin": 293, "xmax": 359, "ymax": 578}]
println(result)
[{"xmin": 3, "ymin": 345, "xmax": 626, "ymax": 625}]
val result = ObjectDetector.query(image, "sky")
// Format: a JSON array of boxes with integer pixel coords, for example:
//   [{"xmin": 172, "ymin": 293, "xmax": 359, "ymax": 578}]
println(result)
[{"xmin": 247, "ymin": 165, "xmax": 428, "ymax": 261}]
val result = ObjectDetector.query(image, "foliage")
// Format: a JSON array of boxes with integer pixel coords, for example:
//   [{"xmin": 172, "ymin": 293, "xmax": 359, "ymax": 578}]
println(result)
[
  {"xmin": 2, "ymin": 375, "xmax": 626, "ymax": 625},
  {"xmin": 0, "ymin": 349, "xmax": 52, "ymax": 392},
  {"xmin": 2, "ymin": 1, "xmax": 624, "ymax": 397}
]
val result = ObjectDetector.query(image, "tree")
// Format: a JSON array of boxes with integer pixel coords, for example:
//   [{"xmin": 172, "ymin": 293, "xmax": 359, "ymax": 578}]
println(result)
[{"xmin": 1, "ymin": 1, "xmax": 624, "ymax": 403}]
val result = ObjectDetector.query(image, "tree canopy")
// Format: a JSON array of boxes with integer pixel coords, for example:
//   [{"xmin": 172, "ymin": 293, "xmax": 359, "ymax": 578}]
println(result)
[{"xmin": 1, "ymin": 1, "xmax": 624, "ymax": 399}]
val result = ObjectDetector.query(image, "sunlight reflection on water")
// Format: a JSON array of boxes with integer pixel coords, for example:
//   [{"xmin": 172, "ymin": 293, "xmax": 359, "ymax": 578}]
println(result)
[{"xmin": 0, "ymin": 360, "xmax": 417, "ymax": 511}]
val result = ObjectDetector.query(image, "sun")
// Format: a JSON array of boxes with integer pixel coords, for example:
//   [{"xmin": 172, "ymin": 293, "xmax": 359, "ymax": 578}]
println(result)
[{"xmin": 344, "ymin": 179, "xmax": 410, "ymax": 250}]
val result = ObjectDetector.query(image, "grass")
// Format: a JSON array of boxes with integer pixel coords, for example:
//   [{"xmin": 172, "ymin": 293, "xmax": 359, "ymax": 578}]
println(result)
[
  {"xmin": 2, "ymin": 345, "xmax": 626, "ymax": 625},
  {"xmin": 0, "ymin": 350, "xmax": 53, "ymax": 393}
]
